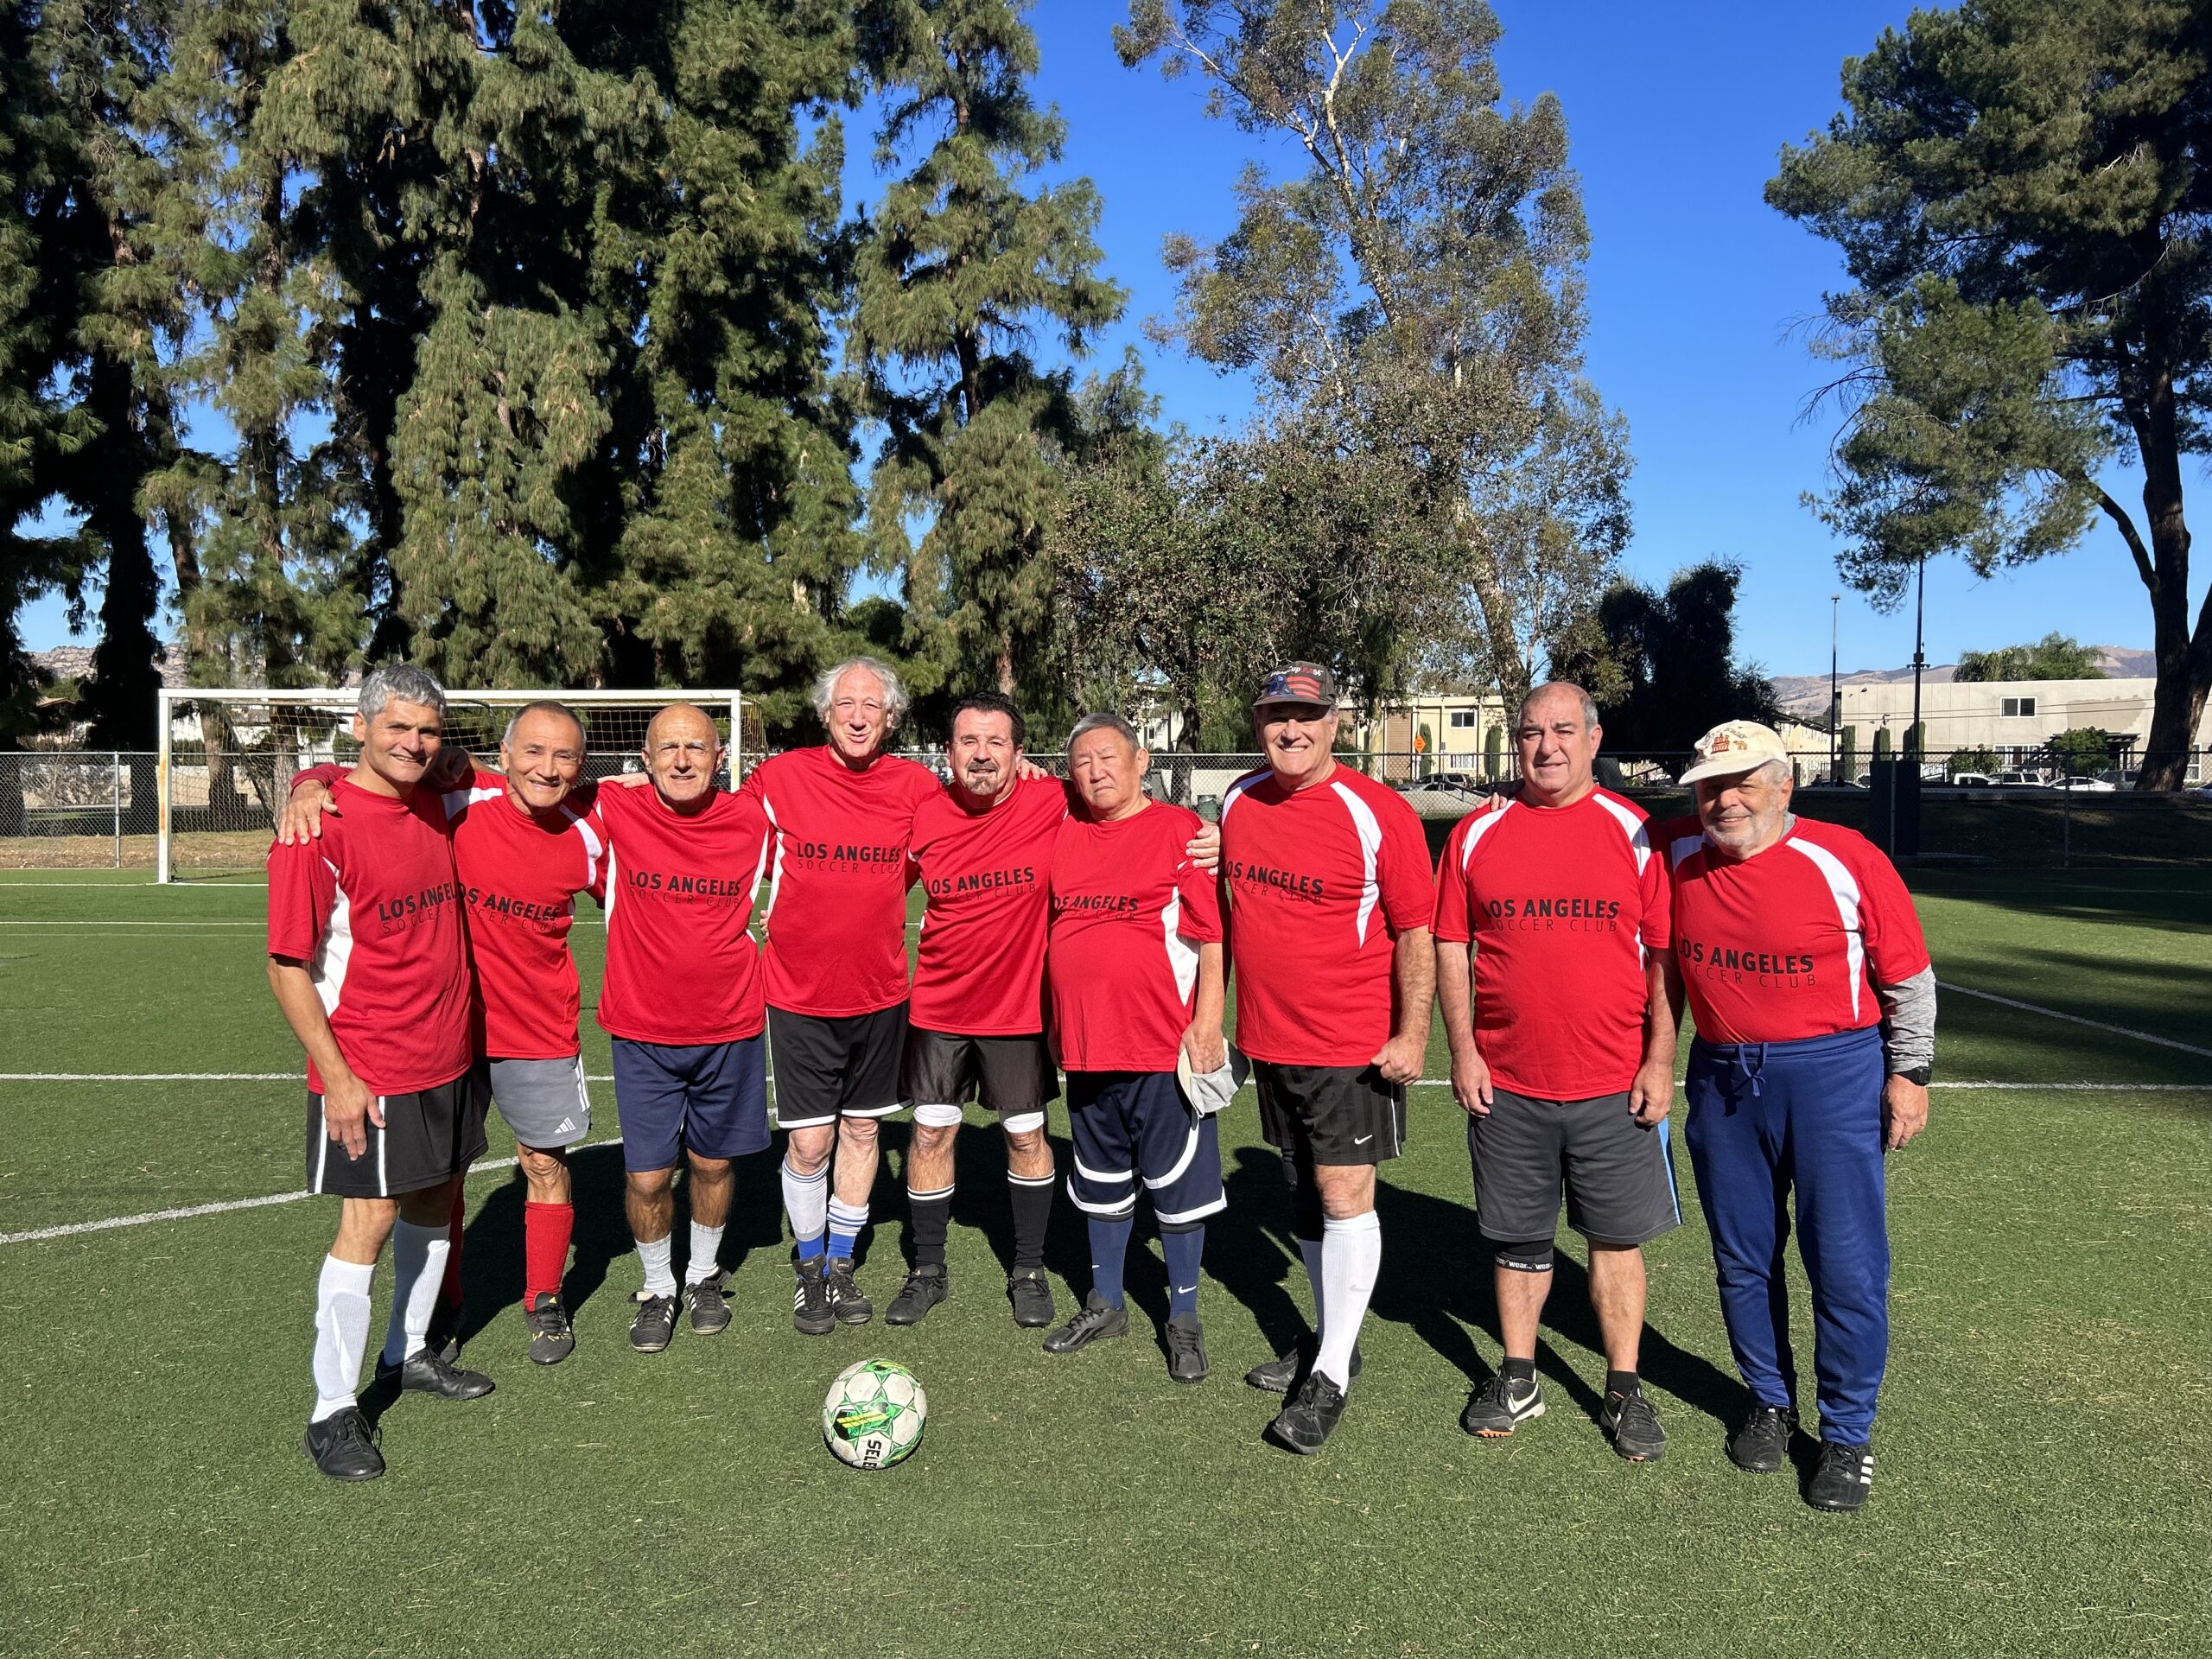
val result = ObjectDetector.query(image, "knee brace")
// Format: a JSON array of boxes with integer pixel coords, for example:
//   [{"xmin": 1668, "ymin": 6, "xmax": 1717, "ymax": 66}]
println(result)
[
  {"xmin": 912, "ymin": 1102, "xmax": 964, "ymax": 1128},
  {"xmin": 1001, "ymin": 1109, "xmax": 1046, "ymax": 1135},
  {"xmin": 1494, "ymin": 1239, "xmax": 1556, "ymax": 1274}
]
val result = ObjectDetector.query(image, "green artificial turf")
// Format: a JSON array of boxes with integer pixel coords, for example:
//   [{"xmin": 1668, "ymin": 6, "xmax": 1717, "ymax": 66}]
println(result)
[{"xmin": 1, "ymin": 870, "xmax": 2209, "ymax": 1657}]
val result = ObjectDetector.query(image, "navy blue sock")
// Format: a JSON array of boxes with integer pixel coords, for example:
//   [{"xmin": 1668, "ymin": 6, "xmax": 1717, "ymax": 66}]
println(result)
[
  {"xmin": 1162, "ymin": 1224, "xmax": 1205, "ymax": 1319},
  {"xmin": 1087, "ymin": 1215, "xmax": 1134, "ymax": 1308}
]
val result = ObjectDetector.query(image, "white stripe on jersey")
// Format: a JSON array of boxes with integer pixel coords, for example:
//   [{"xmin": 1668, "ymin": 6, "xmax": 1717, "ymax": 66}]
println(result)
[
  {"xmin": 1669, "ymin": 832, "xmax": 1705, "ymax": 870},
  {"xmin": 1785, "ymin": 836, "xmax": 1866, "ymax": 1020},
  {"xmin": 310, "ymin": 858, "xmax": 355, "ymax": 1020},
  {"xmin": 562, "ymin": 802, "xmax": 603, "ymax": 891},
  {"xmin": 1456, "ymin": 794, "xmax": 1516, "ymax": 872},
  {"xmin": 1160, "ymin": 886, "xmax": 1201, "ymax": 1005},
  {"xmin": 1589, "ymin": 791, "xmax": 1654, "ymax": 874},
  {"xmin": 602, "ymin": 844, "xmax": 620, "ymax": 926},
  {"xmin": 756, "ymin": 788, "xmax": 789, "ymax": 930},
  {"xmin": 1326, "ymin": 779, "xmax": 1387, "ymax": 945}
]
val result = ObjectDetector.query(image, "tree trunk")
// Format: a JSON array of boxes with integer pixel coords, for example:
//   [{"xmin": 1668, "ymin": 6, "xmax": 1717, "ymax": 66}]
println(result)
[
  {"xmin": 2130, "ymin": 366, "xmax": 2205, "ymax": 791},
  {"xmin": 80, "ymin": 353, "xmax": 162, "ymax": 753}
]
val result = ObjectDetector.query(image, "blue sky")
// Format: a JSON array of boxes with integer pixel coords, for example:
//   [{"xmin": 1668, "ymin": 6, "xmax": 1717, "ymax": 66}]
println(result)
[{"xmin": 19, "ymin": 0, "xmax": 2201, "ymax": 680}]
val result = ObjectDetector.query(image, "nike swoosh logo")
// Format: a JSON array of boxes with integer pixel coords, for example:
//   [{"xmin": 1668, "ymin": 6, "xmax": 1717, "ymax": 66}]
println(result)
[
  {"xmin": 1177, "ymin": 1285, "xmax": 1198, "ymax": 1294},
  {"xmin": 1352, "ymin": 1134, "xmax": 1373, "ymax": 1145}
]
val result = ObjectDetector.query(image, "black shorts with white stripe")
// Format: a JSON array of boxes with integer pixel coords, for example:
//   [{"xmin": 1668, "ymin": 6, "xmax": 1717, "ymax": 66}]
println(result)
[
  {"xmin": 304, "ymin": 1069, "xmax": 490, "ymax": 1198},
  {"xmin": 767, "ymin": 1002, "xmax": 908, "ymax": 1129},
  {"xmin": 1253, "ymin": 1061, "xmax": 1406, "ymax": 1166}
]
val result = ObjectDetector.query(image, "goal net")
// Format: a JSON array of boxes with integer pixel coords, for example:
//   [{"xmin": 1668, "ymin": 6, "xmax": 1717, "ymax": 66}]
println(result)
[{"xmin": 156, "ymin": 687, "xmax": 751, "ymax": 882}]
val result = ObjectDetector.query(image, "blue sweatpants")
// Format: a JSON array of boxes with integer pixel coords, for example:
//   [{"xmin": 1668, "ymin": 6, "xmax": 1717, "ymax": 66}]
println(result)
[{"xmin": 1683, "ymin": 1025, "xmax": 1888, "ymax": 1445}]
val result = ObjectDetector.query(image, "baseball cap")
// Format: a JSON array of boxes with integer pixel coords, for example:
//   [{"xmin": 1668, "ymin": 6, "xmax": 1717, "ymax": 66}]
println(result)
[
  {"xmin": 1679, "ymin": 720, "xmax": 1790, "ymax": 785},
  {"xmin": 1252, "ymin": 661, "xmax": 1339, "ymax": 711}
]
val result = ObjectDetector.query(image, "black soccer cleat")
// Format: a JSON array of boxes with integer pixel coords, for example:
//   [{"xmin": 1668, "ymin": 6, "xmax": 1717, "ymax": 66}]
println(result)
[
  {"xmin": 375, "ymin": 1345, "xmax": 495, "ymax": 1402},
  {"xmin": 523, "ymin": 1292, "xmax": 575, "ymax": 1366},
  {"xmin": 1806, "ymin": 1440, "xmax": 1876, "ymax": 1512},
  {"xmin": 689, "ymin": 1270, "xmax": 732, "ymax": 1336},
  {"xmin": 791, "ymin": 1258, "xmax": 835, "ymax": 1337},
  {"xmin": 629, "ymin": 1288, "xmax": 680, "ymax": 1353},
  {"xmin": 1600, "ymin": 1385, "xmax": 1668, "ymax": 1462},
  {"xmin": 1245, "ymin": 1335, "xmax": 1359, "ymax": 1395},
  {"xmin": 1007, "ymin": 1267, "xmax": 1056, "ymax": 1329},
  {"xmin": 1728, "ymin": 1404, "xmax": 1798, "ymax": 1474},
  {"xmin": 424, "ymin": 1298, "xmax": 463, "ymax": 1365},
  {"xmin": 1042, "ymin": 1291, "xmax": 1128, "ymax": 1354},
  {"xmin": 1460, "ymin": 1370, "xmax": 1543, "ymax": 1438},
  {"xmin": 1163, "ymin": 1313, "xmax": 1210, "ymax": 1384},
  {"xmin": 302, "ymin": 1407, "xmax": 385, "ymax": 1482},
  {"xmin": 1268, "ymin": 1370, "xmax": 1348, "ymax": 1455},
  {"xmin": 825, "ymin": 1255, "xmax": 873, "ymax": 1325},
  {"xmin": 885, "ymin": 1266, "xmax": 948, "ymax": 1326}
]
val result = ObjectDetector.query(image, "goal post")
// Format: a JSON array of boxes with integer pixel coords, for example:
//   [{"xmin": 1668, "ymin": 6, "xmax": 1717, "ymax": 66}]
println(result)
[{"xmin": 156, "ymin": 686, "xmax": 747, "ymax": 883}]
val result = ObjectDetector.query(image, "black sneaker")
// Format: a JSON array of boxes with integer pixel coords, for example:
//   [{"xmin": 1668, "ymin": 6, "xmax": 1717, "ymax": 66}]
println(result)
[
  {"xmin": 885, "ymin": 1266, "xmax": 947, "ymax": 1326},
  {"xmin": 1806, "ymin": 1440, "xmax": 1875, "ymax": 1512},
  {"xmin": 689, "ymin": 1270, "xmax": 732, "ymax": 1336},
  {"xmin": 1600, "ymin": 1386, "xmax": 1668, "ymax": 1462},
  {"xmin": 424, "ymin": 1298, "xmax": 463, "ymax": 1365},
  {"xmin": 1459, "ymin": 1370, "xmax": 1543, "ymax": 1437},
  {"xmin": 373, "ymin": 1345, "xmax": 495, "ymax": 1402},
  {"xmin": 1163, "ymin": 1313, "xmax": 1209, "ymax": 1383},
  {"xmin": 1042, "ymin": 1291, "xmax": 1128, "ymax": 1354},
  {"xmin": 1007, "ymin": 1267, "xmax": 1056, "ymax": 1329},
  {"xmin": 825, "ymin": 1255, "xmax": 873, "ymax": 1325},
  {"xmin": 523, "ymin": 1293, "xmax": 575, "ymax": 1365},
  {"xmin": 302, "ymin": 1407, "xmax": 385, "ymax": 1482},
  {"xmin": 1268, "ymin": 1370, "xmax": 1348, "ymax": 1455},
  {"xmin": 1243, "ymin": 1335, "xmax": 1361, "ymax": 1395},
  {"xmin": 629, "ymin": 1288, "xmax": 679, "ymax": 1353},
  {"xmin": 1728, "ymin": 1404, "xmax": 1798, "ymax": 1474},
  {"xmin": 791, "ymin": 1257, "xmax": 835, "ymax": 1337}
]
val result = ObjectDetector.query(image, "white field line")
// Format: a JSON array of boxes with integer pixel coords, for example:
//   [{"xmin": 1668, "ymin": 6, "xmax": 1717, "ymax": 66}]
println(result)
[
  {"xmin": 1, "ymin": 1071, "xmax": 2207, "ymax": 1090},
  {"xmin": 1936, "ymin": 980, "xmax": 2212, "ymax": 1060},
  {"xmin": 0, "ymin": 919, "xmax": 267, "ymax": 926}
]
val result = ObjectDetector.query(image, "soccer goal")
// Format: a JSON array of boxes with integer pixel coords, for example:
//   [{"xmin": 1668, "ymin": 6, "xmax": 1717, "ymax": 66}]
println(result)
[{"xmin": 155, "ymin": 687, "xmax": 749, "ymax": 882}]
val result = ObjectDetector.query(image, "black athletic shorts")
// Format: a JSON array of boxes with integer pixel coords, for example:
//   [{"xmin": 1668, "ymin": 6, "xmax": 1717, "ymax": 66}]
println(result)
[
  {"xmin": 899, "ymin": 1027, "xmax": 1059, "ymax": 1117},
  {"xmin": 1254, "ymin": 1061, "xmax": 1406, "ymax": 1166},
  {"xmin": 1469, "ymin": 1087, "xmax": 1681, "ymax": 1247},
  {"xmin": 768, "ymin": 1002, "xmax": 908, "ymax": 1128},
  {"xmin": 305, "ymin": 1069, "xmax": 489, "ymax": 1199}
]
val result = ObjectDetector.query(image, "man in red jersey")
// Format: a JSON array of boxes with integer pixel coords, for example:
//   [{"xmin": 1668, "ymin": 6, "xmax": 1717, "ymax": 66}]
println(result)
[
  {"xmin": 594, "ymin": 703, "xmax": 775, "ymax": 1355},
  {"xmin": 1433, "ymin": 683, "xmax": 1680, "ymax": 1462},
  {"xmin": 743, "ymin": 658, "xmax": 939, "ymax": 1333},
  {"xmin": 1039, "ymin": 712, "xmax": 1228, "ymax": 1382},
  {"xmin": 267, "ymin": 666, "xmax": 494, "ymax": 1484},
  {"xmin": 1669, "ymin": 721, "xmax": 1935, "ymax": 1513},
  {"xmin": 280, "ymin": 701, "xmax": 607, "ymax": 1366},
  {"xmin": 1219, "ymin": 662, "xmax": 1434, "ymax": 1455}
]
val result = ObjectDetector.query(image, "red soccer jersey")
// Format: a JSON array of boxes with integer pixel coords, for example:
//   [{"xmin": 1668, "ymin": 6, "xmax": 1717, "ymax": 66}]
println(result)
[
  {"xmin": 908, "ymin": 775, "xmax": 1068, "ymax": 1037},
  {"xmin": 1432, "ymin": 787, "xmax": 1669, "ymax": 1099},
  {"xmin": 744, "ymin": 746, "xmax": 940, "ymax": 1017},
  {"xmin": 1669, "ymin": 817, "xmax": 1931, "ymax": 1046},
  {"xmin": 267, "ymin": 778, "xmax": 472, "ymax": 1096},
  {"xmin": 1218, "ymin": 765, "xmax": 1435, "ymax": 1066},
  {"xmin": 1047, "ymin": 802, "xmax": 1223, "ymax": 1072},
  {"xmin": 594, "ymin": 784, "xmax": 772, "ymax": 1046}
]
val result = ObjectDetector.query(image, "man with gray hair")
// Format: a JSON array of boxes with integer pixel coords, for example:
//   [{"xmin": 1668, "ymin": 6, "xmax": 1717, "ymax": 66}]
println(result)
[
  {"xmin": 1433, "ymin": 681, "xmax": 1681, "ymax": 1463},
  {"xmin": 1667, "ymin": 720, "xmax": 1935, "ymax": 1512},
  {"xmin": 267, "ymin": 664, "xmax": 495, "ymax": 1481},
  {"xmin": 739, "ymin": 657, "xmax": 941, "ymax": 1331}
]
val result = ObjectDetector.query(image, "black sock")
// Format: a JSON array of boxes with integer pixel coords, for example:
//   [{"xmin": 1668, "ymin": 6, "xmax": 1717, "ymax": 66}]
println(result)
[
  {"xmin": 1007, "ymin": 1173, "xmax": 1053, "ymax": 1272},
  {"xmin": 908, "ymin": 1185, "xmax": 952, "ymax": 1269},
  {"xmin": 1606, "ymin": 1369, "xmax": 1639, "ymax": 1398},
  {"xmin": 1501, "ymin": 1356, "xmax": 1537, "ymax": 1383}
]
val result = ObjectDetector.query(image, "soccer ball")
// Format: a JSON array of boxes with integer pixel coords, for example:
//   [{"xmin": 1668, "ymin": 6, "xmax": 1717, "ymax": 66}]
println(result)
[{"xmin": 822, "ymin": 1357, "xmax": 927, "ymax": 1470}]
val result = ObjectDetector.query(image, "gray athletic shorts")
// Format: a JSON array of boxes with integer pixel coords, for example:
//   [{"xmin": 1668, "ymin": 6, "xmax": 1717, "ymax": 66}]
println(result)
[
  {"xmin": 484, "ymin": 1055, "xmax": 594, "ymax": 1150},
  {"xmin": 1469, "ymin": 1087, "xmax": 1681, "ymax": 1247}
]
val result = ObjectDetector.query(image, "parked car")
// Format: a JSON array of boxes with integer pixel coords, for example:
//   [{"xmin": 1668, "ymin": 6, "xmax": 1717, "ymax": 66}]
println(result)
[
  {"xmin": 1950, "ymin": 772, "xmax": 1995, "ymax": 787},
  {"xmin": 2055, "ymin": 775, "xmax": 2116, "ymax": 792},
  {"xmin": 1992, "ymin": 770, "xmax": 2047, "ymax": 787}
]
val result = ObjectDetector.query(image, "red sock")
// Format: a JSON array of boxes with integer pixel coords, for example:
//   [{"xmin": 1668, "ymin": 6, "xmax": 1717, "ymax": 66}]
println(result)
[
  {"xmin": 524, "ymin": 1201, "xmax": 575, "ymax": 1306},
  {"xmin": 438, "ymin": 1186, "xmax": 466, "ymax": 1312}
]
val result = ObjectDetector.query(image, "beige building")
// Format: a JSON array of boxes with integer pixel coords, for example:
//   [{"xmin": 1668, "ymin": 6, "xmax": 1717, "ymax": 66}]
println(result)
[
  {"xmin": 1835, "ymin": 677, "xmax": 2210, "ymax": 778},
  {"xmin": 1355, "ymin": 691, "xmax": 1511, "ymax": 778}
]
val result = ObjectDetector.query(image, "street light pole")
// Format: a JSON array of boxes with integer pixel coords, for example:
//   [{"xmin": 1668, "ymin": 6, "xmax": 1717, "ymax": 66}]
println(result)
[
  {"xmin": 1910, "ymin": 556, "xmax": 1927, "ymax": 775},
  {"xmin": 1830, "ymin": 593, "xmax": 1840, "ymax": 783}
]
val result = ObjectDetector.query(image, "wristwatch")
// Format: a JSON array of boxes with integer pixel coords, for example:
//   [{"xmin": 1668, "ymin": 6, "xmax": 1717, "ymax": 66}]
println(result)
[{"xmin": 1893, "ymin": 1065, "xmax": 1932, "ymax": 1087}]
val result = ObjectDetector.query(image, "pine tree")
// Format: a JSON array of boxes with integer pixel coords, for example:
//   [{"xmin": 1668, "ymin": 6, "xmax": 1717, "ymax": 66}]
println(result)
[{"xmin": 854, "ymin": 0, "xmax": 1125, "ymax": 702}]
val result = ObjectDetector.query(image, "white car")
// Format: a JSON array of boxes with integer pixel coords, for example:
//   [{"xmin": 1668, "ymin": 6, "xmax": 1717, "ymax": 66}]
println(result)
[
  {"xmin": 1992, "ymin": 771, "xmax": 2047, "ymax": 787},
  {"xmin": 1949, "ymin": 772, "xmax": 1995, "ymax": 787},
  {"xmin": 2054, "ymin": 775, "xmax": 2115, "ymax": 792}
]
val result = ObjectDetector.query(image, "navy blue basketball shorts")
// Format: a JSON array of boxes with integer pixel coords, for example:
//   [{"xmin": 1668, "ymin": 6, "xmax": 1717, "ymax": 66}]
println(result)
[
  {"xmin": 611, "ymin": 1033, "xmax": 771, "ymax": 1173},
  {"xmin": 1065, "ymin": 1071, "xmax": 1226, "ymax": 1228}
]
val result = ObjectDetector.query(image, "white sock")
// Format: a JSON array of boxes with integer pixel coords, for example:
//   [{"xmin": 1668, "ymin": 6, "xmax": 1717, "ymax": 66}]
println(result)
[
  {"xmin": 313, "ymin": 1255, "xmax": 374, "ymax": 1421},
  {"xmin": 381, "ymin": 1219, "xmax": 448, "ymax": 1365},
  {"xmin": 1313, "ymin": 1211, "xmax": 1381, "ymax": 1389},
  {"xmin": 781, "ymin": 1157, "xmax": 829, "ymax": 1246},
  {"xmin": 1299, "ymin": 1236, "xmax": 1327, "ymax": 1338},
  {"xmin": 687, "ymin": 1221, "xmax": 725, "ymax": 1283},
  {"xmin": 636, "ymin": 1233, "xmax": 677, "ymax": 1298}
]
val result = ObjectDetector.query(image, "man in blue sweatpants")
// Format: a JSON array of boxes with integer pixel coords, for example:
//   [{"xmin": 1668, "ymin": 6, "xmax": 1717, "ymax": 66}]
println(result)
[{"xmin": 1664, "ymin": 721, "xmax": 1936, "ymax": 1513}]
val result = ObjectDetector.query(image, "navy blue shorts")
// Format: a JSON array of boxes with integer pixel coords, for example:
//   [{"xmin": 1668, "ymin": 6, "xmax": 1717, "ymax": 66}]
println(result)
[
  {"xmin": 1065, "ymin": 1071, "xmax": 1226, "ymax": 1229},
  {"xmin": 611, "ymin": 1033, "xmax": 771, "ymax": 1172}
]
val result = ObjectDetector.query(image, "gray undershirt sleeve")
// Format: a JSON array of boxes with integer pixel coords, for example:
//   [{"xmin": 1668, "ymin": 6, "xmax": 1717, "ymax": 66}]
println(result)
[{"xmin": 1877, "ymin": 966, "xmax": 1937, "ymax": 1073}]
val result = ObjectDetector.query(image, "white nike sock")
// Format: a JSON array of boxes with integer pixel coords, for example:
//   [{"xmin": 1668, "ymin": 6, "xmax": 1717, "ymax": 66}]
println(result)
[
  {"xmin": 382, "ymin": 1219, "xmax": 448, "ymax": 1365},
  {"xmin": 636, "ymin": 1233, "xmax": 677, "ymax": 1298},
  {"xmin": 781, "ymin": 1157, "xmax": 829, "ymax": 1245},
  {"xmin": 1299, "ymin": 1236, "xmax": 1327, "ymax": 1338},
  {"xmin": 313, "ymin": 1255, "xmax": 375, "ymax": 1422},
  {"xmin": 1313, "ymin": 1211, "xmax": 1381, "ymax": 1389},
  {"xmin": 686, "ymin": 1221, "xmax": 725, "ymax": 1283}
]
